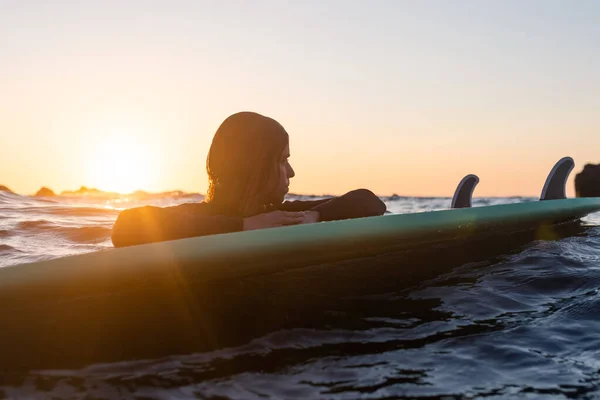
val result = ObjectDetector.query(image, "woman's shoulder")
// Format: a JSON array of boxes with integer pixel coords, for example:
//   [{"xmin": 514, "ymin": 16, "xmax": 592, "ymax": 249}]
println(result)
[
  {"xmin": 119, "ymin": 201, "xmax": 213, "ymax": 217},
  {"xmin": 169, "ymin": 201, "xmax": 216, "ymax": 214}
]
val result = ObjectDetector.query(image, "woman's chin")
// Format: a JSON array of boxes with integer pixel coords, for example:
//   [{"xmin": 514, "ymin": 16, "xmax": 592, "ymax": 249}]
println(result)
[{"xmin": 273, "ymin": 190, "xmax": 288, "ymax": 203}]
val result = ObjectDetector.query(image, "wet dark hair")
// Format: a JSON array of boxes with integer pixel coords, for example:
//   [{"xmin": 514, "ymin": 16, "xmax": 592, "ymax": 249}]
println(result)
[{"xmin": 205, "ymin": 112, "xmax": 289, "ymax": 217}]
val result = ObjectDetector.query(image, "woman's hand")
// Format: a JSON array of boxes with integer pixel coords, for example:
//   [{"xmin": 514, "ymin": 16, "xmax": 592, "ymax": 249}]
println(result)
[
  {"xmin": 243, "ymin": 211, "xmax": 305, "ymax": 231},
  {"xmin": 301, "ymin": 210, "xmax": 320, "ymax": 224},
  {"xmin": 243, "ymin": 210, "xmax": 321, "ymax": 231}
]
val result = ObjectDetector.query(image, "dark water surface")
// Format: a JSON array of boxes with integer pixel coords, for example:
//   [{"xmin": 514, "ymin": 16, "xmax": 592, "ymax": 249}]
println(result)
[{"xmin": 2, "ymin": 191, "xmax": 600, "ymax": 399}]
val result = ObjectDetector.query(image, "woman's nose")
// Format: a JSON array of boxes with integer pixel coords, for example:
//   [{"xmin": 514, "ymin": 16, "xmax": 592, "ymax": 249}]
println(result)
[{"xmin": 287, "ymin": 163, "xmax": 295, "ymax": 178}]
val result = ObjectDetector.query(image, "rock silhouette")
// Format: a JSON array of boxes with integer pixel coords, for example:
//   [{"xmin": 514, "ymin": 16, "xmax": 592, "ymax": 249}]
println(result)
[
  {"xmin": 575, "ymin": 164, "xmax": 600, "ymax": 198},
  {"xmin": 35, "ymin": 187, "xmax": 56, "ymax": 197}
]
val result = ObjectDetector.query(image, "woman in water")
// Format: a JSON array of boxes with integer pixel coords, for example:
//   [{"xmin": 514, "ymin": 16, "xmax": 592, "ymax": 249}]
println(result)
[{"xmin": 111, "ymin": 112, "xmax": 386, "ymax": 247}]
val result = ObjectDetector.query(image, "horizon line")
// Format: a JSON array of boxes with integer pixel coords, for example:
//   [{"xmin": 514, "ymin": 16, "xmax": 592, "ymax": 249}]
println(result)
[{"xmin": 0, "ymin": 185, "xmax": 541, "ymax": 200}]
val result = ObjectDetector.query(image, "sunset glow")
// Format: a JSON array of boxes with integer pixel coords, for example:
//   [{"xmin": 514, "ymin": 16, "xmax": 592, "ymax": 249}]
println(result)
[
  {"xmin": 84, "ymin": 131, "xmax": 161, "ymax": 194},
  {"xmin": 2, "ymin": 2, "xmax": 599, "ymax": 197}
]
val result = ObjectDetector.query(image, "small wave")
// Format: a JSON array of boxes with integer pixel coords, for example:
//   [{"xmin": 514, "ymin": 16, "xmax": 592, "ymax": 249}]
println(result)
[
  {"xmin": 0, "ymin": 191, "xmax": 24, "ymax": 204},
  {"xmin": 28, "ymin": 197, "xmax": 58, "ymax": 204},
  {"xmin": 0, "ymin": 244, "xmax": 20, "ymax": 253},
  {"xmin": 44, "ymin": 206, "xmax": 119, "ymax": 217},
  {"xmin": 62, "ymin": 226, "xmax": 113, "ymax": 243},
  {"xmin": 16, "ymin": 220, "xmax": 55, "ymax": 231},
  {"xmin": 15, "ymin": 220, "xmax": 112, "ymax": 243},
  {"xmin": 5, "ymin": 205, "xmax": 118, "ymax": 218}
]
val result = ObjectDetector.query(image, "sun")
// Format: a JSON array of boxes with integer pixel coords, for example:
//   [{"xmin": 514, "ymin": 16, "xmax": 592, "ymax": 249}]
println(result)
[{"xmin": 85, "ymin": 132, "xmax": 160, "ymax": 194}]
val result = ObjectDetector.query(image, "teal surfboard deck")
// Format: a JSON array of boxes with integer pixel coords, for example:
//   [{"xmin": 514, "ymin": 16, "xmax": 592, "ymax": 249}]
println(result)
[
  {"xmin": 2, "ymin": 198, "xmax": 600, "ymax": 303},
  {"xmin": 1, "ymin": 198, "xmax": 600, "ymax": 371}
]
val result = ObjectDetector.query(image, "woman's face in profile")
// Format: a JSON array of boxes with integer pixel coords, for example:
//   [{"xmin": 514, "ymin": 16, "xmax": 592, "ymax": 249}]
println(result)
[{"xmin": 269, "ymin": 144, "xmax": 295, "ymax": 204}]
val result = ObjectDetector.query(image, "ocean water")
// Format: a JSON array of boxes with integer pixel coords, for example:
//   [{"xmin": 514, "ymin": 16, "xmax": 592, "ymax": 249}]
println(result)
[{"xmin": 1, "ymin": 190, "xmax": 600, "ymax": 399}]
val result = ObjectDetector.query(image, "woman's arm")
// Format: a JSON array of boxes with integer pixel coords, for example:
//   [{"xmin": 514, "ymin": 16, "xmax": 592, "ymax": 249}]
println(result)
[
  {"xmin": 111, "ymin": 203, "xmax": 243, "ymax": 247},
  {"xmin": 112, "ymin": 189, "xmax": 386, "ymax": 247},
  {"xmin": 279, "ymin": 189, "xmax": 386, "ymax": 222}
]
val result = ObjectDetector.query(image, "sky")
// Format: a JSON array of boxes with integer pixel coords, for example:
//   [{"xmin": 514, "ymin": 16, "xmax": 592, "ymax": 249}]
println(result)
[{"xmin": 1, "ymin": 0, "xmax": 599, "ymax": 197}]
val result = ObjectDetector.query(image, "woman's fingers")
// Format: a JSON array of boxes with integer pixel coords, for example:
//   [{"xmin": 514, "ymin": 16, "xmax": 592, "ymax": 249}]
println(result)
[
  {"xmin": 244, "ymin": 211, "xmax": 307, "ymax": 231},
  {"xmin": 282, "ymin": 218, "xmax": 304, "ymax": 225},
  {"xmin": 282, "ymin": 211, "xmax": 305, "ymax": 218},
  {"xmin": 281, "ymin": 211, "xmax": 305, "ymax": 225}
]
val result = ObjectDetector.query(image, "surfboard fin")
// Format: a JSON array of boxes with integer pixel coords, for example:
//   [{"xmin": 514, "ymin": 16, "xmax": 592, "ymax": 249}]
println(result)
[
  {"xmin": 451, "ymin": 174, "xmax": 479, "ymax": 209},
  {"xmin": 540, "ymin": 157, "xmax": 574, "ymax": 201}
]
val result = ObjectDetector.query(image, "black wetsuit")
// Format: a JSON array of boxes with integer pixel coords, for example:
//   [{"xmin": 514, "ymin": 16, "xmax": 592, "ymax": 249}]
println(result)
[{"xmin": 111, "ymin": 189, "xmax": 386, "ymax": 247}]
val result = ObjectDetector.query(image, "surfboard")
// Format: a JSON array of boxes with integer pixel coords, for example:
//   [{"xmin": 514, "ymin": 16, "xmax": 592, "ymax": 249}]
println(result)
[
  {"xmin": 3, "ymin": 197, "xmax": 600, "ymax": 300},
  {"xmin": 1, "ymin": 157, "xmax": 599, "ymax": 370}
]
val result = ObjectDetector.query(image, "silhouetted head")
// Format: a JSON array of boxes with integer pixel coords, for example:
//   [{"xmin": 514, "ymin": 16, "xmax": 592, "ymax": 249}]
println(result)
[{"xmin": 205, "ymin": 112, "xmax": 295, "ymax": 216}]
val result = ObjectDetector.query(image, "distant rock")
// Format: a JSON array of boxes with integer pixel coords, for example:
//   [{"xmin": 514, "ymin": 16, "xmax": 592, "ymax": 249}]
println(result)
[
  {"xmin": 575, "ymin": 164, "xmax": 600, "ymax": 198},
  {"xmin": 73, "ymin": 186, "xmax": 100, "ymax": 195},
  {"xmin": 0, "ymin": 185, "xmax": 13, "ymax": 193},
  {"xmin": 128, "ymin": 189, "xmax": 203, "ymax": 201},
  {"xmin": 55, "ymin": 185, "xmax": 204, "ymax": 201},
  {"xmin": 35, "ymin": 187, "xmax": 56, "ymax": 197}
]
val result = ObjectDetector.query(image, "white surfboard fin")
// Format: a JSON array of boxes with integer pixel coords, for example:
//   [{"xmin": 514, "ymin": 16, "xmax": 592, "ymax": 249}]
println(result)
[
  {"xmin": 451, "ymin": 174, "xmax": 479, "ymax": 209},
  {"xmin": 540, "ymin": 157, "xmax": 574, "ymax": 201}
]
